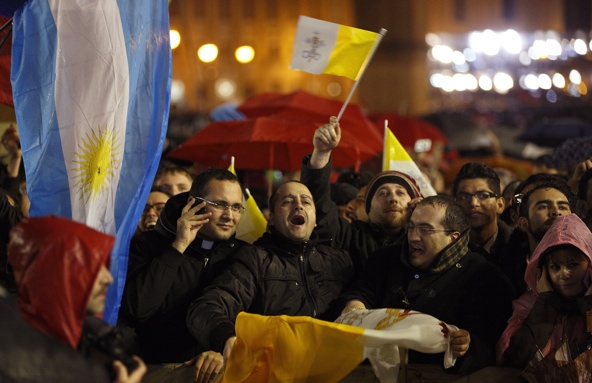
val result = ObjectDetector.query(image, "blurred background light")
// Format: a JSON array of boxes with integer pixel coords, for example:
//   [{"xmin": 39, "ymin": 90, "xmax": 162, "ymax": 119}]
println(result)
[{"xmin": 198, "ymin": 43, "xmax": 218, "ymax": 63}]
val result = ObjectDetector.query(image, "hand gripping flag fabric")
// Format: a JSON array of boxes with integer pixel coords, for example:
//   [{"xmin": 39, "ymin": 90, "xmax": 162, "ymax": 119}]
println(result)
[
  {"xmin": 11, "ymin": 0, "xmax": 171, "ymax": 323},
  {"xmin": 383, "ymin": 126, "xmax": 437, "ymax": 197},
  {"xmin": 227, "ymin": 158, "xmax": 267, "ymax": 244},
  {"xmin": 290, "ymin": 16, "xmax": 379, "ymax": 81},
  {"xmin": 218, "ymin": 309, "xmax": 458, "ymax": 383}
]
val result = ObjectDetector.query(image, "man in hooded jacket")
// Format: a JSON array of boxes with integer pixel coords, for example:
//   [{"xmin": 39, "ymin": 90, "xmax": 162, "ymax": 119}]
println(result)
[{"xmin": 6, "ymin": 216, "xmax": 145, "ymax": 382}]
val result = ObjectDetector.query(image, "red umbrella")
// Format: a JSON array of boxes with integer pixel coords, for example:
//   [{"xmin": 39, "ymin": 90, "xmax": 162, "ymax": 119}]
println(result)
[
  {"xmin": 368, "ymin": 113, "xmax": 459, "ymax": 162},
  {"xmin": 238, "ymin": 90, "xmax": 383, "ymax": 152},
  {"xmin": 167, "ymin": 116, "xmax": 378, "ymax": 172}
]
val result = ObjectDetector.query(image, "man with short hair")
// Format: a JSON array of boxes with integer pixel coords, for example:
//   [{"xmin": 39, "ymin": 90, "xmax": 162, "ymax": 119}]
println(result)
[
  {"xmin": 301, "ymin": 117, "xmax": 422, "ymax": 272},
  {"xmin": 452, "ymin": 162, "xmax": 510, "ymax": 266},
  {"xmin": 517, "ymin": 182, "xmax": 573, "ymax": 253},
  {"xmin": 187, "ymin": 181, "xmax": 354, "ymax": 373},
  {"xmin": 154, "ymin": 164, "xmax": 193, "ymax": 196},
  {"xmin": 120, "ymin": 168, "xmax": 248, "ymax": 372},
  {"xmin": 7, "ymin": 216, "xmax": 146, "ymax": 382},
  {"xmin": 341, "ymin": 195, "xmax": 514, "ymax": 374}
]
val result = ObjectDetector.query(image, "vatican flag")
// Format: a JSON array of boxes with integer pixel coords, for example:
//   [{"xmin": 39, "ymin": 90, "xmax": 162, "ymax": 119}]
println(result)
[
  {"xmin": 290, "ymin": 16, "xmax": 380, "ymax": 81},
  {"xmin": 383, "ymin": 126, "xmax": 437, "ymax": 197},
  {"xmin": 228, "ymin": 158, "xmax": 268, "ymax": 243},
  {"xmin": 218, "ymin": 309, "xmax": 459, "ymax": 383}
]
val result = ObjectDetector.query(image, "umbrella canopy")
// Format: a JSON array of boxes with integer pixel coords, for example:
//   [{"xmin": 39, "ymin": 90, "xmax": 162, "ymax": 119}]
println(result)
[
  {"xmin": 520, "ymin": 116, "xmax": 592, "ymax": 148},
  {"xmin": 238, "ymin": 90, "xmax": 383, "ymax": 152},
  {"xmin": 367, "ymin": 113, "xmax": 458, "ymax": 160},
  {"xmin": 167, "ymin": 116, "xmax": 378, "ymax": 172}
]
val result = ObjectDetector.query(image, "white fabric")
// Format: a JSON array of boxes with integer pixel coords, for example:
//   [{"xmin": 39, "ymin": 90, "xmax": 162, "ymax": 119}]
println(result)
[{"xmin": 335, "ymin": 308, "xmax": 459, "ymax": 382}]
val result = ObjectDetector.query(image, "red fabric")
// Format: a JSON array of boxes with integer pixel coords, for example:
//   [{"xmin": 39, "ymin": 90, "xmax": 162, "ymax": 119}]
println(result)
[
  {"xmin": 0, "ymin": 16, "xmax": 13, "ymax": 107},
  {"xmin": 8, "ymin": 216, "xmax": 115, "ymax": 348},
  {"xmin": 496, "ymin": 214, "xmax": 592, "ymax": 362}
]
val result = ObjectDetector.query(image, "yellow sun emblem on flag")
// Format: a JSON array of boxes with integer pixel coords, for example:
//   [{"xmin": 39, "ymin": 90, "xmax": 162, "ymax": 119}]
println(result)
[{"xmin": 72, "ymin": 127, "xmax": 121, "ymax": 203}]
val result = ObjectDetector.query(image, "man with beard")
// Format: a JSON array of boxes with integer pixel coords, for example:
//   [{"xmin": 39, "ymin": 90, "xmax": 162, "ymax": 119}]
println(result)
[
  {"xmin": 120, "ymin": 168, "xmax": 248, "ymax": 382},
  {"xmin": 341, "ymin": 195, "xmax": 514, "ymax": 374},
  {"xmin": 301, "ymin": 117, "xmax": 422, "ymax": 272},
  {"xmin": 187, "ymin": 181, "xmax": 354, "ymax": 375},
  {"xmin": 517, "ymin": 183, "xmax": 572, "ymax": 254}
]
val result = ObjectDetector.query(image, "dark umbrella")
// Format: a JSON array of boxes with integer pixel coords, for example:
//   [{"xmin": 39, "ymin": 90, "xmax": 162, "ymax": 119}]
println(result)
[{"xmin": 520, "ymin": 117, "xmax": 592, "ymax": 148}]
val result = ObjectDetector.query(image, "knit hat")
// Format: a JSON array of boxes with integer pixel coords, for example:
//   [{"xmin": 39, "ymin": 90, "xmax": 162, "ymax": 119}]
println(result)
[{"xmin": 365, "ymin": 171, "xmax": 422, "ymax": 213}]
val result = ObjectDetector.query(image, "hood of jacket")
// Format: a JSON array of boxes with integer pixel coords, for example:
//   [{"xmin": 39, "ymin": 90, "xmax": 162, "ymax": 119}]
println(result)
[
  {"xmin": 525, "ymin": 213, "xmax": 592, "ymax": 293},
  {"xmin": 8, "ymin": 216, "xmax": 115, "ymax": 348},
  {"xmin": 154, "ymin": 192, "xmax": 188, "ymax": 240}
]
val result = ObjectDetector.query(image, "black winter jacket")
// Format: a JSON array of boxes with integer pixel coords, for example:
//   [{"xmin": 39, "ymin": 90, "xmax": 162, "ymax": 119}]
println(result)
[
  {"xmin": 0, "ymin": 293, "xmax": 110, "ymax": 383},
  {"xmin": 342, "ymin": 242, "xmax": 514, "ymax": 374},
  {"xmin": 301, "ymin": 155, "xmax": 406, "ymax": 272},
  {"xmin": 186, "ymin": 229, "xmax": 354, "ymax": 353},
  {"xmin": 119, "ymin": 192, "xmax": 248, "ymax": 363}
]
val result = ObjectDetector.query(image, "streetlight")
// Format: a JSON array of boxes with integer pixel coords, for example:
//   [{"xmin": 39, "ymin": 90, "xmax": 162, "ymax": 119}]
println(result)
[
  {"xmin": 235, "ymin": 45, "xmax": 255, "ymax": 64},
  {"xmin": 198, "ymin": 44, "xmax": 218, "ymax": 63}
]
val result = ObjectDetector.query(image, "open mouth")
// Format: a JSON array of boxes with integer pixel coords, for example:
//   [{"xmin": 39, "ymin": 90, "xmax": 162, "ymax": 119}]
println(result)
[
  {"xmin": 145, "ymin": 221, "xmax": 157, "ymax": 230},
  {"xmin": 290, "ymin": 215, "xmax": 305, "ymax": 225}
]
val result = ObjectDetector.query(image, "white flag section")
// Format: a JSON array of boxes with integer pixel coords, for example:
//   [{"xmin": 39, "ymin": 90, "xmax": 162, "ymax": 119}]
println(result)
[
  {"xmin": 335, "ymin": 308, "xmax": 459, "ymax": 382},
  {"xmin": 49, "ymin": 0, "xmax": 127, "ymax": 233}
]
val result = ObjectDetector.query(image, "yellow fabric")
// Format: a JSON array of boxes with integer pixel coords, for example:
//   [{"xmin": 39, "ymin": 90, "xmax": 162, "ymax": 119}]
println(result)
[
  {"xmin": 324, "ymin": 26, "xmax": 378, "ymax": 80},
  {"xmin": 382, "ymin": 127, "xmax": 437, "ymax": 196},
  {"xmin": 219, "ymin": 313, "xmax": 365, "ymax": 383},
  {"xmin": 382, "ymin": 126, "xmax": 413, "ymax": 171},
  {"xmin": 228, "ymin": 160, "xmax": 267, "ymax": 244}
]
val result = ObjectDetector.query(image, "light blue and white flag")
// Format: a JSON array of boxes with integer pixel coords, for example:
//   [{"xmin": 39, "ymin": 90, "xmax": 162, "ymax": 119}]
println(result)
[{"xmin": 11, "ymin": 0, "xmax": 171, "ymax": 323}]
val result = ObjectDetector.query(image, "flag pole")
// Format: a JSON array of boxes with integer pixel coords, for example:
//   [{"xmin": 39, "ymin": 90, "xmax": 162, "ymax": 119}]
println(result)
[{"xmin": 336, "ymin": 28, "xmax": 388, "ymax": 122}]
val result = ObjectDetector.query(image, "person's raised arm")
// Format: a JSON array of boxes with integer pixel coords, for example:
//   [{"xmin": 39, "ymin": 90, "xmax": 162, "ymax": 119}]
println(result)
[{"xmin": 310, "ymin": 116, "xmax": 341, "ymax": 169}]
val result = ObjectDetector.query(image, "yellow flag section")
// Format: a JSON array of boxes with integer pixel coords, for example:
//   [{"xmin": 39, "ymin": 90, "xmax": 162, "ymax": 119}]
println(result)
[
  {"xmin": 383, "ymin": 126, "xmax": 437, "ymax": 197},
  {"xmin": 228, "ymin": 159, "xmax": 267, "ymax": 244},
  {"xmin": 290, "ymin": 16, "xmax": 379, "ymax": 81},
  {"xmin": 218, "ymin": 309, "xmax": 459, "ymax": 383}
]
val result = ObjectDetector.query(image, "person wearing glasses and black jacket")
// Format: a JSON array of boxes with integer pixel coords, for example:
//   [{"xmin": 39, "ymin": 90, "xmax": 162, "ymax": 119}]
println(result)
[{"xmin": 120, "ymin": 168, "xmax": 249, "ymax": 382}]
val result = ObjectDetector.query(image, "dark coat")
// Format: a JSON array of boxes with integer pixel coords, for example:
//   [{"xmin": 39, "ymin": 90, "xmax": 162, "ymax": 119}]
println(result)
[
  {"xmin": 341, "ymin": 239, "xmax": 515, "ymax": 374},
  {"xmin": 0, "ymin": 292, "xmax": 110, "ymax": 383},
  {"xmin": 300, "ymin": 155, "xmax": 406, "ymax": 272},
  {"xmin": 119, "ymin": 192, "xmax": 248, "ymax": 363},
  {"xmin": 186, "ymin": 229, "xmax": 355, "ymax": 353}
]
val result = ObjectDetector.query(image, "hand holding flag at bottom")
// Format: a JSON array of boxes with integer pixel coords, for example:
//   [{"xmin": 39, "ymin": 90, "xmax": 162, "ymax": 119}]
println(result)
[{"xmin": 217, "ymin": 309, "xmax": 459, "ymax": 383}]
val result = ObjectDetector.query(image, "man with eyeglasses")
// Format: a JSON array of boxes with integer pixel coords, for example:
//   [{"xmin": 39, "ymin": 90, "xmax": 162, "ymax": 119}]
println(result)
[
  {"xmin": 301, "ymin": 117, "xmax": 423, "ymax": 273},
  {"xmin": 120, "ymin": 167, "xmax": 249, "ymax": 381},
  {"xmin": 187, "ymin": 181, "xmax": 354, "ymax": 378},
  {"xmin": 136, "ymin": 186, "xmax": 171, "ymax": 233},
  {"xmin": 452, "ymin": 163, "xmax": 512, "ymax": 272},
  {"xmin": 340, "ymin": 195, "xmax": 514, "ymax": 374}
]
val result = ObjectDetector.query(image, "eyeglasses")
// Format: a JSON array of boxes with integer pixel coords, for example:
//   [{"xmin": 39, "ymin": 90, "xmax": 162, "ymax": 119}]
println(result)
[
  {"xmin": 512, "ymin": 193, "xmax": 524, "ymax": 205},
  {"xmin": 455, "ymin": 191, "xmax": 498, "ymax": 204},
  {"xmin": 194, "ymin": 197, "xmax": 245, "ymax": 214},
  {"xmin": 406, "ymin": 223, "xmax": 455, "ymax": 235},
  {"xmin": 142, "ymin": 202, "xmax": 166, "ymax": 215}
]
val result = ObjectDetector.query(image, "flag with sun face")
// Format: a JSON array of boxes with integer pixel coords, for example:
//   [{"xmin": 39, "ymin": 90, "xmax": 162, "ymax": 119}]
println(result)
[{"xmin": 11, "ymin": 0, "xmax": 171, "ymax": 323}]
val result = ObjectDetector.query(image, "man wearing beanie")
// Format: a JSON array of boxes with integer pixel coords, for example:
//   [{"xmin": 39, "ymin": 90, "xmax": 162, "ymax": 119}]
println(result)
[{"xmin": 301, "ymin": 117, "xmax": 423, "ymax": 273}]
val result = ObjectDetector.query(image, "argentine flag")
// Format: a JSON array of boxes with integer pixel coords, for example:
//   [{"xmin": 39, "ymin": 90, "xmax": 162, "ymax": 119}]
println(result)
[{"xmin": 11, "ymin": 0, "xmax": 171, "ymax": 323}]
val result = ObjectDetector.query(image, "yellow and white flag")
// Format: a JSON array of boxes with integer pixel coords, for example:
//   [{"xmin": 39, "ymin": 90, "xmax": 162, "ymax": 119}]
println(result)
[
  {"xmin": 218, "ymin": 309, "xmax": 458, "ymax": 383},
  {"xmin": 228, "ymin": 158, "xmax": 268, "ymax": 244},
  {"xmin": 290, "ymin": 16, "xmax": 379, "ymax": 81},
  {"xmin": 383, "ymin": 126, "xmax": 437, "ymax": 197}
]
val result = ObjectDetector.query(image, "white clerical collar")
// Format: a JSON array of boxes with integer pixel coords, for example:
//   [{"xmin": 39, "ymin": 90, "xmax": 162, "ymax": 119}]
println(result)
[{"xmin": 201, "ymin": 239, "xmax": 214, "ymax": 250}]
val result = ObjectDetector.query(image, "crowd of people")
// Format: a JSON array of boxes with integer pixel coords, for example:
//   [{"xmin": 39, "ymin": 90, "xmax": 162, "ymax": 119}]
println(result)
[{"xmin": 3, "ymin": 116, "xmax": 592, "ymax": 382}]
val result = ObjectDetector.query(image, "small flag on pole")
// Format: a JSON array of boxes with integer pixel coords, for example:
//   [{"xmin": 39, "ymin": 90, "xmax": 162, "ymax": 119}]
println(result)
[
  {"xmin": 290, "ymin": 16, "xmax": 380, "ymax": 81},
  {"xmin": 228, "ymin": 157, "xmax": 268, "ymax": 244},
  {"xmin": 383, "ymin": 124, "xmax": 437, "ymax": 197}
]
